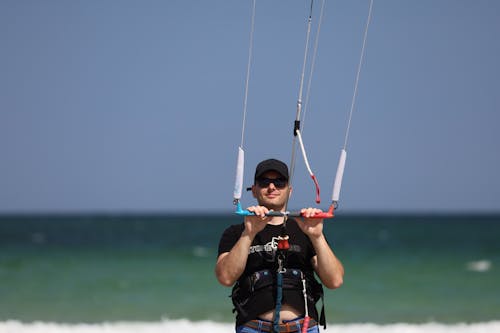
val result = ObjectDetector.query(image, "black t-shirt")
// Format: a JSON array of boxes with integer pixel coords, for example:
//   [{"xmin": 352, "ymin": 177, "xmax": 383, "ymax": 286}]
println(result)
[{"xmin": 217, "ymin": 219, "xmax": 321, "ymax": 325}]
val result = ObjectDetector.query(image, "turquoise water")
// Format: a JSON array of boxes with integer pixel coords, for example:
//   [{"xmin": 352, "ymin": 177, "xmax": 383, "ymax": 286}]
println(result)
[{"xmin": 0, "ymin": 214, "xmax": 499, "ymax": 326}]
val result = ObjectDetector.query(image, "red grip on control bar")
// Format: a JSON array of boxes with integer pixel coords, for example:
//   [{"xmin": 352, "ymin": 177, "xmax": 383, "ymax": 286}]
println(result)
[{"xmin": 300, "ymin": 204, "xmax": 335, "ymax": 219}]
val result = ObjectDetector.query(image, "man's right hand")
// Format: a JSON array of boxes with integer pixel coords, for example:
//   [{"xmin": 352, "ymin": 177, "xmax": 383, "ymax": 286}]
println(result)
[{"xmin": 244, "ymin": 205, "xmax": 272, "ymax": 237}]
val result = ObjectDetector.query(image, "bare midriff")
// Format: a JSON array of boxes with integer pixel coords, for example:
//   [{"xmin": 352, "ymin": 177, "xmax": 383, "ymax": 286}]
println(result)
[{"xmin": 257, "ymin": 304, "xmax": 303, "ymax": 321}]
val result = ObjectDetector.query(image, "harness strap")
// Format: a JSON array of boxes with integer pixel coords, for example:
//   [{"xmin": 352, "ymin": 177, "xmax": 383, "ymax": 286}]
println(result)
[
  {"xmin": 301, "ymin": 273, "xmax": 310, "ymax": 333},
  {"xmin": 319, "ymin": 294, "xmax": 326, "ymax": 329},
  {"xmin": 273, "ymin": 270, "xmax": 284, "ymax": 333},
  {"xmin": 273, "ymin": 250, "xmax": 288, "ymax": 333}
]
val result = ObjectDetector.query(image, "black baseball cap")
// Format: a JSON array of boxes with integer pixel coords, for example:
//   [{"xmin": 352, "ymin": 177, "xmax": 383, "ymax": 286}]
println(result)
[{"xmin": 254, "ymin": 159, "xmax": 289, "ymax": 182}]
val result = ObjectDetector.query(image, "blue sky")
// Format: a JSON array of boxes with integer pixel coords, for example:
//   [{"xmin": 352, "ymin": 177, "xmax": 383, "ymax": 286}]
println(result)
[{"xmin": 1, "ymin": 1, "xmax": 499, "ymax": 214}]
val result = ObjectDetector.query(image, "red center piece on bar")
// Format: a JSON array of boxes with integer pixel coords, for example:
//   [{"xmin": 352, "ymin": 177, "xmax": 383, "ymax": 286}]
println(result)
[{"xmin": 277, "ymin": 236, "xmax": 290, "ymax": 250}]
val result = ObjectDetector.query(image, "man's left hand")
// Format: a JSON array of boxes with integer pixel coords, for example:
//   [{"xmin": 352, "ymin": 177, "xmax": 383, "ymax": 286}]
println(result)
[{"xmin": 298, "ymin": 207, "xmax": 324, "ymax": 239}]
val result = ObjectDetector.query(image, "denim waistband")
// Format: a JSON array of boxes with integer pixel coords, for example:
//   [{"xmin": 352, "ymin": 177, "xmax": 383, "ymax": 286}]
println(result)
[{"xmin": 243, "ymin": 317, "xmax": 317, "ymax": 333}]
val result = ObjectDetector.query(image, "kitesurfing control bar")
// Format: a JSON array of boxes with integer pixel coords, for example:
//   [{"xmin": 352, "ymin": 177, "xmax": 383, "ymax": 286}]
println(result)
[
  {"xmin": 235, "ymin": 201, "xmax": 334, "ymax": 219},
  {"xmin": 232, "ymin": 0, "xmax": 374, "ymax": 217}
]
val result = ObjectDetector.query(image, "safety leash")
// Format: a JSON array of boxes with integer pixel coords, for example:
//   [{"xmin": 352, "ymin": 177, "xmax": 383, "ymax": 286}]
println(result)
[{"xmin": 273, "ymin": 233, "xmax": 290, "ymax": 333}]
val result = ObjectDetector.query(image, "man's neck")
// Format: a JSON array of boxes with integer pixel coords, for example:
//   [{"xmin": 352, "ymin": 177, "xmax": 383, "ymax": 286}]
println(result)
[{"xmin": 267, "ymin": 216, "xmax": 287, "ymax": 225}]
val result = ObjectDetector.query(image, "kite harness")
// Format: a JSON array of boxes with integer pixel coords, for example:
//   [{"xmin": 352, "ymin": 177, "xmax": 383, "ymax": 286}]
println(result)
[{"xmin": 230, "ymin": 227, "xmax": 327, "ymax": 332}]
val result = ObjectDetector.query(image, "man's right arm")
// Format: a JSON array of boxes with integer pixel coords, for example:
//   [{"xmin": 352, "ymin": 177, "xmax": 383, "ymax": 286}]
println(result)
[
  {"xmin": 215, "ymin": 230, "xmax": 255, "ymax": 286},
  {"xmin": 215, "ymin": 208, "xmax": 270, "ymax": 286}
]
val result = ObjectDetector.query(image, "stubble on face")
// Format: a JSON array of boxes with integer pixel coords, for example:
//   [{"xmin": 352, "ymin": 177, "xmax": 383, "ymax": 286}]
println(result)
[{"xmin": 252, "ymin": 172, "xmax": 291, "ymax": 211}]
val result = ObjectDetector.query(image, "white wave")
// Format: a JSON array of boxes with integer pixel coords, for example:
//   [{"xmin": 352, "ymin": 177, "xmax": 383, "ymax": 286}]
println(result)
[
  {"xmin": 1, "ymin": 320, "xmax": 500, "ymax": 333},
  {"xmin": 333, "ymin": 322, "xmax": 500, "ymax": 333},
  {"xmin": 466, "ymin": 259, "xmax": 492, "ymax": 272}
]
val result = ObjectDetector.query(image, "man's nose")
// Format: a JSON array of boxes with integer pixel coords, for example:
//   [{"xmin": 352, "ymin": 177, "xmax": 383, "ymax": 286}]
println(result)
[{"xmin": 267, "ymin": 182, "xmax": 277, "ymax": 190}]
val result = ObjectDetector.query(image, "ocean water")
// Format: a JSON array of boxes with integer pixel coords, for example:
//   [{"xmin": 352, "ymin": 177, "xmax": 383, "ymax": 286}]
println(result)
[{"xmin": 1, "ymin": 213, "xmax": 499, "ymax": 333}]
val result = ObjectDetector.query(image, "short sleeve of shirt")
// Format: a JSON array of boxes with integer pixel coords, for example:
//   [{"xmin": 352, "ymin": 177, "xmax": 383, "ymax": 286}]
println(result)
[{"xmin": 217, "ymin": 224, "xmax": 244, "ymax": 256}]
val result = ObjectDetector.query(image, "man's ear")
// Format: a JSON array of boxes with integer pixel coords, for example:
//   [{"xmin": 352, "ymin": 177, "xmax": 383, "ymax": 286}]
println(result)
[{"xmin": 251, "ymin": 185, "xmax": 257, "ymax": 198}]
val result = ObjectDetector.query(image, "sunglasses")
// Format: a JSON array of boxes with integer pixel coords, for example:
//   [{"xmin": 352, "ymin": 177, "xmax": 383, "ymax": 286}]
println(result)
[{"xmin": 256, "ymin": 177, "xmax": 288, "ymax": 189}]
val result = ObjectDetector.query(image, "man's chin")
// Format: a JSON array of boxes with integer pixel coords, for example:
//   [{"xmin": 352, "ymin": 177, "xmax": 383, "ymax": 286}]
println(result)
[{"xmin": 262, "ymin": 202, "xmax": 285, "ymax": 212}]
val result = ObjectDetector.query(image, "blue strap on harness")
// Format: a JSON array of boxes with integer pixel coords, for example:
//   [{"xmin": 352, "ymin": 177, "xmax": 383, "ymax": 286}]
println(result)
[
  {"xmin": 273, "ymin": 271, "xmax": 283, "ymax": 333},
  {"xmin": 273, "ymin": 250, "xmax": 288, "ymax": 333}
]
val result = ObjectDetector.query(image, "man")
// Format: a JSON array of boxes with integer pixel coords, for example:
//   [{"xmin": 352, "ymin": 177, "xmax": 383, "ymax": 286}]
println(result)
[{"xmin": 216, "ymin": 158, "xmax": 344, "ymax": 333}]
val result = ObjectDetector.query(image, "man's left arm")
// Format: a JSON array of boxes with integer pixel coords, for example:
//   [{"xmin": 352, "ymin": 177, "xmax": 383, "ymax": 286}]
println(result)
[
  {"xmin": 300, "ymin": 208, "xmax": 344, "ymax": 289},
  {"xmin": 310, "ymin": 234, "xmax": 344, "ymax": 289}
]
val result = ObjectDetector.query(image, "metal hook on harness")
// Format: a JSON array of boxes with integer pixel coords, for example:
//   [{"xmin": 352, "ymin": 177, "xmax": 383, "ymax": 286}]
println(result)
[{"xmin": 277, "ymin": 253, "xmax": 287, "ymax": 274}]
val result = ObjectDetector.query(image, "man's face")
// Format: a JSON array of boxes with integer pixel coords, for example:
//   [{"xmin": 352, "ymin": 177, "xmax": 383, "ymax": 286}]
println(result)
[{"xmin": 252, "ymin": 171, "xmax": 291, "ymax": 211}]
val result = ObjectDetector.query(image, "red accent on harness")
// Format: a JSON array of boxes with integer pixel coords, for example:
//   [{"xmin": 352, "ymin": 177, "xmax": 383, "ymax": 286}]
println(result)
[
  {"xmin": 277, "ymin": 237, "xmax": 290, "ymax": 250},
  {"xmin": 301, "ymin": 316, "xmax": 311, "ymax": 333}
]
